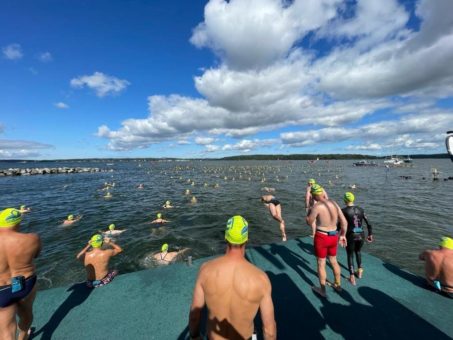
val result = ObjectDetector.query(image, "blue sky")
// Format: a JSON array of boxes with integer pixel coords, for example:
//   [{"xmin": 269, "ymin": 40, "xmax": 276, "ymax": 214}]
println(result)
[{"xmin": 1, "ymin": 0, "xmax": 452, "ymax": 159}]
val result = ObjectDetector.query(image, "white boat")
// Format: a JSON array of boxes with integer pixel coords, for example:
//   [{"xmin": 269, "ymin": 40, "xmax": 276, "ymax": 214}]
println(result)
[{"xmin": 383, "ymin": 157, "xmax": 405, "ymax": 166}]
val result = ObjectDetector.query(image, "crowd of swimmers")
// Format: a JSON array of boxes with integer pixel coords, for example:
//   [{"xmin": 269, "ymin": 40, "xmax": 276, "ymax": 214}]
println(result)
[{"xmin": 0, "ymin": 177, "xmax": 452, "ymax": 339}]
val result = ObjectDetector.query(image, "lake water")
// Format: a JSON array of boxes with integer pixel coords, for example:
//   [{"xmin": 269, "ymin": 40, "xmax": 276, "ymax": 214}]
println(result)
[{"xmin": 1, "ymin": 159, "xmax": 452, "ymax": 289}]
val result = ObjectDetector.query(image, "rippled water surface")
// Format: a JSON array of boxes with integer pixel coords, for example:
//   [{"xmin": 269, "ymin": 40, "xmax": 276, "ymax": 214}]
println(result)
[{"xmin": 1, "ymin": 159, "xmax": 452, "ymax": 289}]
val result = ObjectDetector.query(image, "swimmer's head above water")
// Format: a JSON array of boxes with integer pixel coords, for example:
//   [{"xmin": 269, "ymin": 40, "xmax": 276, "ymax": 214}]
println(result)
[
  {"xmin": 439, "ymin": 237, "xmax": 453, "ymax": 250},
  {"xmin": 90, "ymin": 234, "xmax": 103, "ymax": 248},
  {"xmin": 0, "ymin": 208, "xmax": 22, "ymax": 228},
  {"xmin": 308, "ymin": 178, "xmax": 316, "ymax": 185},
  {"xmin": 109, "ymin": 224, "xmax": 115, "ymax": 231},
  {"xmin": 225, "ymin": 215, "xmax": 248, "ymax": 245},
  {"xmin": 161, "ymin": 243, "xmax": 169, "ymax": 252},
  {"xmin": 157, "ymin": 213, "xmax": 162, "ymax": 219},
  {"xmin": 68, "ymin": 214, "xmax": 74, "ymax": 221},
  {"xmin": 344, "ymin": 192, "xmax": 355, "ymax": 203}
]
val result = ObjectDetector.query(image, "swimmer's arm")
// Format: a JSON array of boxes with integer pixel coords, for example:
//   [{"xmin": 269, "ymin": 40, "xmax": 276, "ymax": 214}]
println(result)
[
  {"xmin": 260, "ymin": 275, "xmax": 277, "ymax": 340},
  {"xmin": 106, "ymin": 240, "xmax": 123, "ymax": 256},
  {"xmin": 324, "ymin": 190, "xmax": 329, "ymax": 200},
  {"xmin": 189, "ymin": 266, "xmax": 206, "ymax": 339},
  {"xmin": 76, "ymin": 243, "xmax": 91, "ymax": 261},
  {"xmin": 419, "ymin": 250, "xmax": 431, "ymax": 261},
  {"xmin": 34, "ymin": 234, "xmax": 42, "ymax": 258},
  {"xmin": 363, "ymin": 213, "xmax": 372, "ymax": 236},
  {"xmin": 306, "ymin": 204, "xmax": 318, "ymax": 226},
  {"xmin": 305, "ymin": 190, "xmax": 311, "ymax": 209}
]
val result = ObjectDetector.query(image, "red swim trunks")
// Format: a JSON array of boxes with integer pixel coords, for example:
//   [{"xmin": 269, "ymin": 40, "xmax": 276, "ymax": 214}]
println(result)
[{"xmin": 314, "ymin": 232, "xmax": 339, "ymax": 258}]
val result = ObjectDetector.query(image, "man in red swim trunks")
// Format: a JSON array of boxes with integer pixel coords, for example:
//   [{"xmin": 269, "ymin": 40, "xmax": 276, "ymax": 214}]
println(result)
[{"xmin": 306, "ymin": 185, "xmax": 347, "ymax": 297}]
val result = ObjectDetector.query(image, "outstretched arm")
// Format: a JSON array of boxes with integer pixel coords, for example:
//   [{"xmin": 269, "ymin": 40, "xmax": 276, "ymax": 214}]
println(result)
[
  {"xmin": 189, "ymin": 267, "xmax": 206, "ymax": 339},
  {"xmin": 106, "ymin": 240, "xmax": 123, "ymax": 256},
  {"xmin": 260, "ymin": 275, "xmax": 277, "ymax": 340}
]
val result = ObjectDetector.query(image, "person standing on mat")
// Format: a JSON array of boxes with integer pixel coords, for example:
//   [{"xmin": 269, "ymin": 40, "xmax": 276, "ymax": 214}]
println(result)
[
  {"xmin": 189, "ymin": 215, "xmax": 276, "ymax": 340},
  {"xmin": 0, "ymin": 208, "xmax": 41, "ymax": 340},
  {"xmin": 305, "ymin": 179, "xmax": 329, "ymax": 237},
  {"xmin": 306, "ymin": 185, "xmax": 347, "ymax": 297},
  {"xmin": 341, "ymin": 192, "xmax": 373, "ymax": 285}
]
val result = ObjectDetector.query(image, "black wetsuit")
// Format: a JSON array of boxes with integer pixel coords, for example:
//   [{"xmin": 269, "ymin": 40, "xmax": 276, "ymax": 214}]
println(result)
[
  {"xmin": 341, "ymin": 205, "xmax": 372, "ymax": 275},
  {"xmin": 263, "ymin": 197, "xmax": 280, "ymax": 206}
]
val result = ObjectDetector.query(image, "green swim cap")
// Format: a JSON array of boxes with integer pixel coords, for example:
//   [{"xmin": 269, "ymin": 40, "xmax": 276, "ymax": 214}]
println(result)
[
  {"xmin": 344, "ymin": 192, "xmax": 355, "ymax": 203},
  {"xmin": 20, "ymin": 205, "xmax": 26, "ymax": 210},
  {"xmin": 109, "ymin": 224, "xmax": 115, "ymax": 231},
  {"xmin": 161, "ymin": 243, "xmax": 169, "ymax": 252},
  {"xmin": 68, "ymin": 214, "xmax": 74, "ymax": 221},
  {"xmin": 440, "ymin": 237, "xmax": 453, "ymax": 250},
  {"xmin": 90, "ymin": 234, "xmax": 103, "ymax": 248},
  {"xmin": 311, "ymin": 184, "xmax": 324, "ymax": 195},
  {"xmin": 225, "ymin": 215, "xmax": 248, "ymax": 245},
  {"xmin": 165, "ymin": 200, "xmax": 171, "ymax": 205},
  {"xmin": 308, "ymin": 179, "xmax": 316, "ymax": 185},
  {"xmin": 157, "ymin": 213, "xmax": 162, "ymax": 219},
  {"xmin": 0, "ymin": 208, "xmax": 22, "ymax": 228}
]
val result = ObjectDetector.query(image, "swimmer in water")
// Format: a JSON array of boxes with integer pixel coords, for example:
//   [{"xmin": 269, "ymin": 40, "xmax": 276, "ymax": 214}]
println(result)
[
  {"xmin": 151, "ymin": 213, "xmax": 169, "ymax": 224},
  {"xmin": 63, "ymin": 214, "xmax": 82, "ymax": 226},
  {"xmin": 152, "ymin": 243, "xmax": 190, "ymax": 265},
  {"xmin": 341, "ymin": 192, "xmax": 373, "ymax": 285},
  {"xmin": 137, "ymin": 183, "xmax": 144, "ymax": 189},
  {"xmin": 101, "ymin": 224, "xmax": 127, "ymax": 242},
  {"xmin": 19, "ymin": 205, "xmax": 31, "ymax": 213},
  {"xmin": 190, "ymin": 196, "xmax": 197, "ymax": 204},
  {"xmin": 261, "ymin": 195, "xmax": 287, "ymax": 241},
  {"xmin": 104, "ymin": 191, "xmax": 113, "ymax": 199},
  {"xmin": 162, "ymin": 200, "xmax": 174, "ymax": 209}
]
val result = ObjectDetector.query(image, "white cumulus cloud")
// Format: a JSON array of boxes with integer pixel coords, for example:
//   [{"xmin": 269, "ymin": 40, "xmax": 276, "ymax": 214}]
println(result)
[
  {"xmin": 2, "ymin": 43, "xmax": 23, "ymax": 60},
  {"xmin": 38, "ymin": 52, "xmax": 53, "ymax": 62},
  {"xmin": 71, "ymin": 72, "xmax": 130, "ymax": 97},
  {"xmin": 54, "ymin": 102, "xmax": 69, "ymax": 109}
]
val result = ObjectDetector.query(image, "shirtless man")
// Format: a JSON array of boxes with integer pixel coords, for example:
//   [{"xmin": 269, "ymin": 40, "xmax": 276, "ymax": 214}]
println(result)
[
  {"xmin": 189, "ymin": 215, "xmax": 276, "ymax": 340},
  {"xmin": 152, "ymin": 243, "xmax": 189, "ymax": 265},
  {"xmin": 419, "ymin": 236, "xmax": 453, "ymax": 298},
  {"xmin": 76, "ymin": 234, "xmax": 122, "ymax": 288},
  {"xmin": 0, "ymin": 208, "xmax": 41, "ymax": 340},
  {"xmin": 151, "ymin": 213, "xmax": 169, "ymax": 224},
  {"xmin": 306, "ymin": 185, "xmax": 347, "ymax": 297},
  {"xmin": 305, "ymin": 179, "xmax": 329, "ymax": 237},
  {"xmin": 62, "ymin": 214, "xmax": 81, "ymax": 226}
]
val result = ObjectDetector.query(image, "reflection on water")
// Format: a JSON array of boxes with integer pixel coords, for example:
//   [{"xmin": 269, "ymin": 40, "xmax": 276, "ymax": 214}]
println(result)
[{"xmin": 0, "ymin": 159, "xmax": 452, "ymax": 289}]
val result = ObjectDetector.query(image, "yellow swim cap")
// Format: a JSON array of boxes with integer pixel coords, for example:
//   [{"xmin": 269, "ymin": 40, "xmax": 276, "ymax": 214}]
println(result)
[
  {"xmin": 311, "ymin": 184, "xmax": 324, "ymax": 195},
  {"xmin": 165, "ymin": 200, "xmax": 170, "ymax": 205},
  {"xmin": 225, "ymin": 215, "xmax": 248, "ymax": 245},
  {"xmin": 344, "ymin": 192, "xmax": 355, "ymax": 203},
  {"xmin": 90, "ymin": 234, "xmax": 103, "ymax": 248},
  {"xmin": 308, "ymin": 179, "xmax": 316, "ymax": 185},
  {"xmin": 157, "ymin": 213, "xmax": 162, "ymax": 219},
  {"xmin": 20, "ymin": 205, "xmax": 26, "ymax": 210},
  {"xmin": 109, "ymin": 224, "xmax": 115, "ymax": 231},
  {"xmin": 440, "ymin": 237, "xmax": 453, "ymax": 250},
  {"xmin": 0, "ymin": 208, "xmax": 22, "ymax": 228},
  {"xmin": 68, "ymin": 214, "xmax": 74, "ymax": 221},
  {"xmin": 161, "ymin": 243, "xmax": 169, "ymax": 252}
]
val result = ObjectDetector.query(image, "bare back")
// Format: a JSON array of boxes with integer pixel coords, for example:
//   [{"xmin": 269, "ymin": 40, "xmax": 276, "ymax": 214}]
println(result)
[
  {"xmin": 200, "ymin": 256, "xmax": 270, "ymax": 339},
  {"xmin": 312, "ymin": 199, "xmax": 341, "ymax": 230},
  {"xmin": 83, "ymin": 249, "xmax": 115, "ymax": 280},
  {"xmin": 0, "ymin": 230, "xmax": 40, "ymax": 285},
  {"xmin": 424, "ymin": 250, "xmax": 453, "ymax": 292}
]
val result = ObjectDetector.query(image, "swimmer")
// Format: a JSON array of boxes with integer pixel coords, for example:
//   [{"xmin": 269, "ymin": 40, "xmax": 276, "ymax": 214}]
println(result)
[
  {"xmin": 151, "ymin": 213, "xmax": 169, "ymax": 224},
  {"xmin": 63, "ymin": 214, "xmax": 82, "ymax": 226},
  {"xmin": 137, "ymin": 183, "xmax": 144, "ymax": 189},
  {"xmin": 101, "ymin": 224, "xmax": 127, "ymax": 241},
  {"xmin": 261, "ymin": 195, "xmax": 287, "ymax": 241},
  {"xmin": 152, "ymin": 243, "xmax": 190, "ymax": 265},
  {"xmin": 185, "ymin": 189, "xmax": 191, "ymax": 195},
  {"xmin": 305, "ymin": 179, "xmax": 329, "ymax": 237},
  {"xmin": 190, "ymin": 196, "xmax": 197, "ymax": 204},
  {"xmin": 0, "ymin": 208, "xmax": 41, "ymax": 340},
  {"xmin": 341, "ymin": 192, "xmax": 373, "ymax": 286},
  {"xmin": 261, "ymin": 187, "xmax": 276, "ymax": 193},
  {"xmin": 162, "ymin": 200, "xmax": 174, "ymax": 209},
  {"xmin": 104, "ymin": 191, "xmax": 113, "ymax": 199},
  {"xmin": 419, "ymin": 237, "xmax": 453, "ymax": 298},
  {"xmin": 19, "ymin": 205, "xmax": 31, "ymax": 213},
  {"xmin": 306, "ymin": 185, "xmax": 347, "ymax": 297},
  {"xmin": 349, "ymin": 184, "xmax": 357, "ymax": 190},
  {"xmin": 76, "ymin": 234, "xmax": 122, "ymax": 288}
]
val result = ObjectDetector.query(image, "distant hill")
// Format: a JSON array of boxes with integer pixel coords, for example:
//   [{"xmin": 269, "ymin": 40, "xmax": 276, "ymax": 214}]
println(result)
[{"xmin": 220, "ymin": 154, "xmax": 449, "ymax": 161}]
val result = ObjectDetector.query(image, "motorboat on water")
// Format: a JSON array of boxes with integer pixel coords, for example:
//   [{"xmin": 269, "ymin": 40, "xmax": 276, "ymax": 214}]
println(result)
[
  {"xmin": 353, "ymin": 160, "xmax": 378, "ymax": 167},
  {"xmin": 383, "ymin": 156, "xmax": 405, "ymax": 166},
  {"xmin": 403, "ymin": 156, "xmax": 413, "ymax": 163}
]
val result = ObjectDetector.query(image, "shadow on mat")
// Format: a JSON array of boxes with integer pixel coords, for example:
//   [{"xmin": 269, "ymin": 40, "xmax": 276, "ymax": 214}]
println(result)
[
  {"xmin": 255, "ymin": 271, "xmax": 324, "ymax": 339},
  {"xmin": 382, "ymin": 262, "xmax": 427, "ymax": 289},
  {"xmin": 316, "ymin": 287, "xmax": 450, "ymax": 339},
  {"xmin": 252, "ymin": 247, "xmax": 285, "ymax": 270},
  {"xmin": 32, "ymin": 283, "xmax": 93, "ymax": 340}
]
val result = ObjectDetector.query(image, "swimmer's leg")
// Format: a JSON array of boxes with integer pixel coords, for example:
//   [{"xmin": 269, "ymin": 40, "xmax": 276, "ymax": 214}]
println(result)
[
  {"xmin": 346, "ymin": 238, "xmax": 356, "ymax": 285},
  {"xmin": 355, "ymin": 240, "xmax": 364, "ymax": 276},
  {"xmin": 0, "ymin": 302, "xmax": 17, "ymax": 340},
  {"xmin": 328, "ymin": 255, "xmax": 342, "ymax": 292},
  {"xmin": 17, "ymin": 285, "xmax": 37, "ymax": 340},
  {"xmin": 312, "ymin": 257, "xmax": 327, "ymax": 297},
  {"xmin": 269, "ymin": 204, "xmax": 286, "ymax": 241}
]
